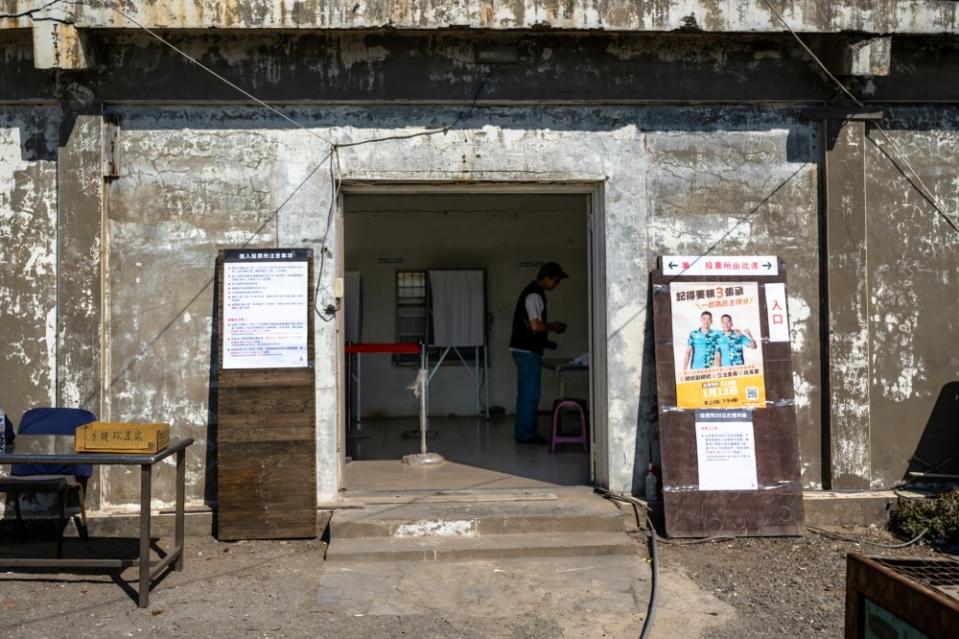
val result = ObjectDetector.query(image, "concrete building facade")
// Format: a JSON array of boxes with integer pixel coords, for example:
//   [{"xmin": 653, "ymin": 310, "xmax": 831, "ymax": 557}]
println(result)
[{"xmin": 1, "ymin": 1, "xmax": 958, "ymax": 513}]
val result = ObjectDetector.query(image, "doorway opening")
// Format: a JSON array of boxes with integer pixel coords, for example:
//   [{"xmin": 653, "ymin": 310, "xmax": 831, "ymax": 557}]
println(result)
[{"xmin": 340, "ymin": 189, "xmax": 598, "ymax": 494}]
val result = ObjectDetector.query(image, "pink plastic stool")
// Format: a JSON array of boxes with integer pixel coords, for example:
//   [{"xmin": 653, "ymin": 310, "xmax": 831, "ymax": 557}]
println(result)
[{"xmin": 550, "ymin": 399, "xmax": 589, "ymax": 453}]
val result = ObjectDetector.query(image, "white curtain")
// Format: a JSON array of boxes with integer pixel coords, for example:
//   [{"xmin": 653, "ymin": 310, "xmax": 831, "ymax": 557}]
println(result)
[
  {"xmin": 428, "ymin": 270, "xmax": 485, "ymax": 347},
  {"xmin": 344, "ymin": 271, "xmax": 362, "ymax": 343}
]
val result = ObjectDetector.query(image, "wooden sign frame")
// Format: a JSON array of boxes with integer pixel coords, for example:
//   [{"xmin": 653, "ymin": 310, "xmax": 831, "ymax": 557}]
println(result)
[
  {"xmin": 215, "ymin": 248, "xmax": 316, "ymax": 540},
  {"xmin": 652, "ymin": 257, "xmax": 804, "ymax": 538}
]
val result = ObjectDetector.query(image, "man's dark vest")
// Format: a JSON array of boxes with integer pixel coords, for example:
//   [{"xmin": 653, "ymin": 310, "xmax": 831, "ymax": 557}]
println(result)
[{"xmin": 509, "ymin": 281, "xmax": 548, "ymax": 353}]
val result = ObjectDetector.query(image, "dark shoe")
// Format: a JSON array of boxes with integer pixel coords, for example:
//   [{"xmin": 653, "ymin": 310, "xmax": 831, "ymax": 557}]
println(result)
[{"xmin": 516, "ymin": 434, "xmax": 548, "ymax": 444}]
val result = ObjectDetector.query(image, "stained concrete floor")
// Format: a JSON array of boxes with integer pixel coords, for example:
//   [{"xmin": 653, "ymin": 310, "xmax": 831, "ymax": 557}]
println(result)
[
  {"xmin": 0, "ymin": 536, "xmax": 735, "ymax": 639},
  {"xmin": 345, "ymin": 416, "xmax": 591, "ymax": 493}
]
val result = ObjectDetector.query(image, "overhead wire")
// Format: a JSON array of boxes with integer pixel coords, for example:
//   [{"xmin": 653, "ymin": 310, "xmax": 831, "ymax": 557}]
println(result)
[
  {"xmin": 105, "ymin": 1, "xmax": 493, "ymax": 324},
  {"xmin": 760, "ymin": 0, "xmax": 959, "ymax": 235}
]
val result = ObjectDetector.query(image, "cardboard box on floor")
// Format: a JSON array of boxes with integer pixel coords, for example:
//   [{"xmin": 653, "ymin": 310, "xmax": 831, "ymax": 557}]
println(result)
[{"xmin": 75, "ymin": 422, "xmax": 170, "ymax": 454}]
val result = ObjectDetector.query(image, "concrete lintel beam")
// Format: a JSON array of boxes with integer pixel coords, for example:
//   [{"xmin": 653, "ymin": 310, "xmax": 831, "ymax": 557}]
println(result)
[
  {"xmin": 32, "ymin": 21, "xmax": 90, "ymax": 70},
  {"xmin": 0, "ymin": 2, "xmax": 954, "ymax": 35}
]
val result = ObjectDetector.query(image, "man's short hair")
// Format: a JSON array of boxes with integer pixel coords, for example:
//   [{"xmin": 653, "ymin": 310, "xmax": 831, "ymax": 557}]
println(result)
[
  {"xmin": 700, "ymin": 311, "xmax": 713, "ymax": 318},
  {"xmin": 721, "ymin": 314, "xmax": 732, "ymax": 321},
  {"xmin": 537, "ymin": 262, "xmax": 569, "ymax": 280}
]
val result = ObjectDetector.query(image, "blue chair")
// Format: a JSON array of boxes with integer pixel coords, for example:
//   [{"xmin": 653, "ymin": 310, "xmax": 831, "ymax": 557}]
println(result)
[{"xmin": 2, "ymin": 407, "xmax": 96, "ymax": 556}]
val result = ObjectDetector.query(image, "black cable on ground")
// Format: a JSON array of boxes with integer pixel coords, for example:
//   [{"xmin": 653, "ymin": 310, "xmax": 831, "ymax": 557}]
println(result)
[
  {"xmin": 596, "ymin": 489, "xmax": 658, "ymax": 639},
  {"xmin": 807, "ymin": 526, "xmax": 928, "ymax": 549}
]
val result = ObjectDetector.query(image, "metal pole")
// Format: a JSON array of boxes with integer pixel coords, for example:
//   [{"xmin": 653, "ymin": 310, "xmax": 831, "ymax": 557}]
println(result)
[
  {"xmin": 484, "ymin": 345, "xmax": 490, "ymax": 419},
  {"xmin": 473, "ymin": 346, "xmax": 482, "ymax": 415},
  {"xmin": 138, "ymin": 464, "xmax": 152, "ymax": 608},
  {"xmin": 420, "ymin": 346, "xmax": 428, "ymax": 455},
  {"xmin": 174, "ymin": 449, "xmax": 185, "ymax": 571},
  {"xmin": 356, "ymin": 353, "xmax": 362, "ymax": 431}
]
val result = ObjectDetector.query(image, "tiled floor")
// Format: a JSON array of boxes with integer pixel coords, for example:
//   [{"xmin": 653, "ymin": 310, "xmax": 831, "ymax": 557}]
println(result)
[{"xmin": 345, "ymin": 416, "xmax": 591, "ymax": 493}]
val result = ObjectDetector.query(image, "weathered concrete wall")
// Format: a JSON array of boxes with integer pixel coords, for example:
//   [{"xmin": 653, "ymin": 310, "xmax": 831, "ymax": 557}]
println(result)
[
  {"xmin": 0, "ymin": 106, "xmax": 58, "ymax": 424},
  {"xmin": 97, "ymin": 104, "xmax": 821, "ymax": 505},
  {"xmin": 644, "ymin": 115, "xmax": 821, "ymax": 489},
  {"xmin": 2, "ymin": 26, "xmax": 958, "ymax": 509},
  {"xmin": 3, "ymin": 0, "xmax": 959, "ymax": 34},
  {"xmin": 863, "ymin": 109, "xmax": 959, "ymax": 489}
]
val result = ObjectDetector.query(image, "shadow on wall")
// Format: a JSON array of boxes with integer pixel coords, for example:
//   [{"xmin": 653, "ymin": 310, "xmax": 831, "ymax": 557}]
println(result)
[
  {"xmin": 906, "ymin": 382, "xmax": 959, "ymax": 478},
  {"xmin": 631, "ymin": 278, "xmax": 660, "ymax": 496},
  {"xmin": 205, "ymin": 260, "xmax": 220, "ymax": 533}
]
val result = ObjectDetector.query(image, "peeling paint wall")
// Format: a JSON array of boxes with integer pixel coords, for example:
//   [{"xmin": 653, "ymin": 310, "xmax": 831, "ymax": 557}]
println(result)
[
  {"xmin": 97, "ymin": 104, "xmax": 821, "ymax": 505},
  {"xmin": 644, "ymin": 114, "xmax": 821, "ymax": 489},
  {"xmin": 864, "ymin": 109, "xmax": 959, "ymax": 488},
  {"xmin": 2, "ymin": 24, "xmax": 958, "ymax": 510},
  {"xmin": 4, "ymin": 1, "xmax": 959, "ymax": 34},
  {"xmin": 0, "ymin": 107, "xmax": 58, "ymax": 424}
]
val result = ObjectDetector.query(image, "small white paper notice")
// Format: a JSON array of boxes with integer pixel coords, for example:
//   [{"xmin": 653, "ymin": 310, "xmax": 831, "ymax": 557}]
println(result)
[
  {"xmin": 764, "ymin": 282, "xmax": 790, "ymax": 343},
  {"xmin": 223, "ymin": 260, "xmax": 309, "ymax": 369},
  {"xmin": 695, "ymin": 410, "xmax": 758, "ymax": 491}
]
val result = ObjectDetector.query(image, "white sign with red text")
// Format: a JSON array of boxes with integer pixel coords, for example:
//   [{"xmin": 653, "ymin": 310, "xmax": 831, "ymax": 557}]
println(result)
[
  {"xmin": 662, "ymin": 256, "xmax": 778, "ymax": 277},
  {"xmin": 764, "ymin": 282, "xmax": 790, "ymax": 343}
]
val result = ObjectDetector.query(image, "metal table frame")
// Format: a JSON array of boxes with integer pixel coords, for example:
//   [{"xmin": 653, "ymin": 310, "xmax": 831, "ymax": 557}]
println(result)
[
  {"xmin": 0, "ymin": 437, "xmax": 194, "ymax": 608},
  {"xmin": 541, "ymin": 358, "xmax": 589, "ymax": 399}
]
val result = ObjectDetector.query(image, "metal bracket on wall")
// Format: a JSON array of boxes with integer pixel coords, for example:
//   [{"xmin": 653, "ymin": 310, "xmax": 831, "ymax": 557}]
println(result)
[{"xmin": 102, "ymin": 114, "xmax": 120, "ymax": 178}]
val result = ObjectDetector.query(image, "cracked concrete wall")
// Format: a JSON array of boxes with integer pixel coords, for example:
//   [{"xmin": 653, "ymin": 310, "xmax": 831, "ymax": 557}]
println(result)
[
  {"xmin": 864, "ymin": 109, "xmax": 959, "ymax": 488},
  {"xmin": 4, "ymin": 0, "xmax": 959, "ymax": 34},
  {"xmin": 97, "ymin": 104, "xmax": 820, "ymax": 506},
  {"xmin": 0, "ymin": 106, "xmax": 58, "ymax": 427},
  {"xmin": 2, "ymin": 26, "xmax": 958, "ymax": 509},
  {"xmin": 644, "ymin": 115, "xmax": 821, "ymax": 489}
]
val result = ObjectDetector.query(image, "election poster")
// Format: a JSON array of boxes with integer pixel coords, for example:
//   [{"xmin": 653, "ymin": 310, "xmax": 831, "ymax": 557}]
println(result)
[{"xmin": 670, "ymin": 281, "xmax": 765, "ymax": 409}]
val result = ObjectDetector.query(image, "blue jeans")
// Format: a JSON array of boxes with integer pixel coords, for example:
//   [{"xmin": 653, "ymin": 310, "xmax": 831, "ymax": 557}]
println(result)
[{"xmin": 512, "ymin": 350, "xmax": 542, "ymax": 441}]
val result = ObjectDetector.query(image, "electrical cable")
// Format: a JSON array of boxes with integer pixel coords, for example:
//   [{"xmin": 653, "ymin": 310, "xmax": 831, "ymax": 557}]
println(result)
[
  {"xmin": 596, "ymin": 489, "xmax": 658, "ymax": 639},
  {"xmin": 760, "ymin": 0, "xmax": 959, "ymax": 235},
  {"xmin": 807, "ymin": 526, "xmax": 928, "ymax": 549}
]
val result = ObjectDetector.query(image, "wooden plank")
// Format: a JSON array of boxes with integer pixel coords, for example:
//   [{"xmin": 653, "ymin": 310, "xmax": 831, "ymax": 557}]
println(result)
[
  {"xmin": 215, "ymin": 249, "xmax": 317, "ymax": 540},
  {"xmin": 652, "ymin": 261, "xmax": 805, "ymax": 538}
]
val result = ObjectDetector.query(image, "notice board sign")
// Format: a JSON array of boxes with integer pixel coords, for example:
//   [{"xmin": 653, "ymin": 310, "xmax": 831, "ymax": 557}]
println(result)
[
  {"xmin": 652, "ymin": 256, "xmax": 804, "ymax": 538},
  {"xmin": 216, "ymin": 248, "xmax": 316, "ymax": 541},
  {"xmin": 223, "ymin": 251, "xmax": 309, "ymax": 369}
]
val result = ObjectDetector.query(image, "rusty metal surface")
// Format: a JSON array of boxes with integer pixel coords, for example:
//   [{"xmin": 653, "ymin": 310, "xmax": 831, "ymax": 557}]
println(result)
[{"xmin": 845, "ymin": 553, "xmax": 959, "ymax": 639}]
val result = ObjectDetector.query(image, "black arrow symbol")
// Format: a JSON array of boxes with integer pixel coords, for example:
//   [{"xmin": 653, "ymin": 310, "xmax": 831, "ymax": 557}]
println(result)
[
  {"xmin": 668, "ymin": 261, "xmax": 677, "ymax": 269},
  {"xmin": 763, "ymin": 262, "xmax": 772, "ymax": 269}
]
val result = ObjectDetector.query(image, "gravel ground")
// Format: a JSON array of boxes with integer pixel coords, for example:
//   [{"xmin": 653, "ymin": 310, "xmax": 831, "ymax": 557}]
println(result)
[
  {"xmin": 1, "ymin": 519, "xmax": 953, "ymax": 638},
  {"xmin": 651, "ymin": 527, "xmax": 950, "ymax": 639}
]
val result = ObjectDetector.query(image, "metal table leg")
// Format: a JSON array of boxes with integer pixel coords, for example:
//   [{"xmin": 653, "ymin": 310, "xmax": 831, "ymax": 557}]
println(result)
[
  {"xmin": 138, "ymin": 463, "xmax": 152, "ymax": 608},
  {"xmin": 175, "ymin": 448, "xmax": 185, "ymax": 571}
]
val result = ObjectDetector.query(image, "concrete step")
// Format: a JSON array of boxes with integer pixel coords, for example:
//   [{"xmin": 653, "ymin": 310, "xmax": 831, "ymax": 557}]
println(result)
[
  {"xmin": 331, "ymin": 490, "xmax": 626, "ymax": 539},
  {"xmin": 325, "ymin": 531, "xmax": 636, "ymax": 562}
]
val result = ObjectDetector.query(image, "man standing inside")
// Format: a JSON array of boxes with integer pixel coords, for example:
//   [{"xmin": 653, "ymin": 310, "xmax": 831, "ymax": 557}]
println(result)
[{"xmin": 509, "ymin": 262, "xmax": 568, "ymax": 444}]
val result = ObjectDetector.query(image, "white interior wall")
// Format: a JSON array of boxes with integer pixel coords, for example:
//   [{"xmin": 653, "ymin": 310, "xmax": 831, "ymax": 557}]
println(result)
[{"xmin": 344, "ymin": 193, "xmax": 589, "ymax": 418}]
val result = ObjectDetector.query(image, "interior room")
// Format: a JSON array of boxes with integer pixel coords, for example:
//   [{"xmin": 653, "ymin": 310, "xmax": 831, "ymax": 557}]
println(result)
[{"xmin": 342, "ymin": 192, "xmax": 592, "ymax": 491}]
